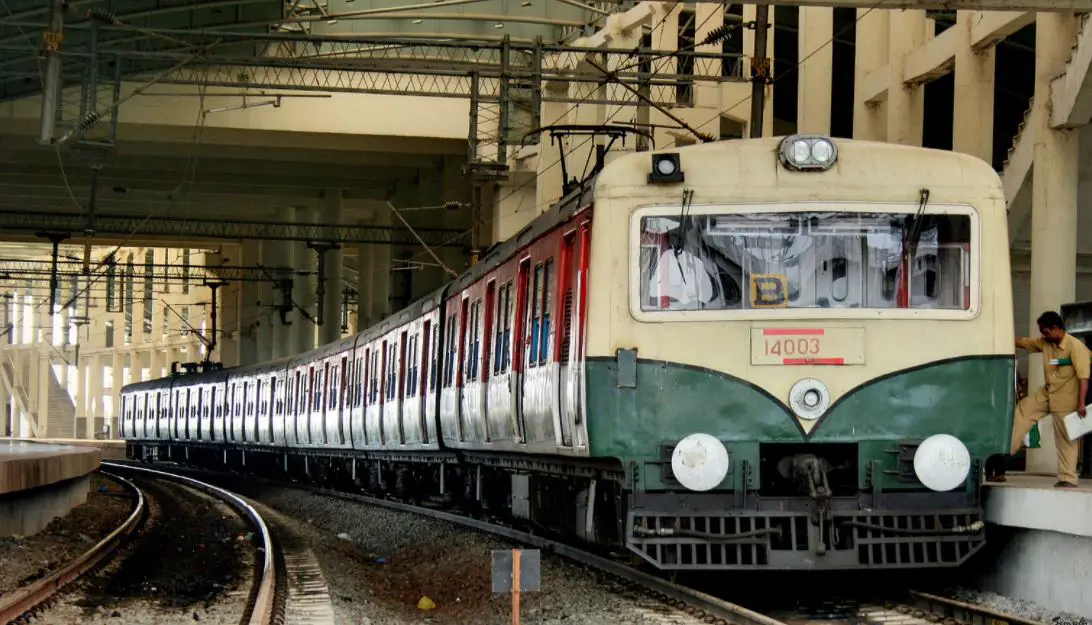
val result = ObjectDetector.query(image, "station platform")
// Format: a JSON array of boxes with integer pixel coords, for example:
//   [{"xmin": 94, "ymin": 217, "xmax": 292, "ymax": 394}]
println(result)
[
  {"xmin": 9, "ymin": 437, "xmax": 128, "ymax": 460},
  {"xmin": 0, "ymin": 439, "xmax": 101, "ymax": 537},
  {"xmin": 980, "ymin": 473, "xmax": 1092, "ymax": 618}
]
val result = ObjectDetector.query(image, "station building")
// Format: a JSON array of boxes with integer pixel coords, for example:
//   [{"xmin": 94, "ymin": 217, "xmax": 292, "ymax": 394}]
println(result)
[{"xmin": 0, "ymin": 0, "xmax": 1084, "ymax": 479}]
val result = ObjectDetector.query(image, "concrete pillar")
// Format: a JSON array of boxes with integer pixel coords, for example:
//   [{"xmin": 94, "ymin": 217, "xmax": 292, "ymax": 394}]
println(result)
[
  {"xmin": 110, "ymin": 350, "xmax": 122, "ymax": 435},
  {"xmin": 370, "ymin": 210, "xmax": 392, "ymax": 325},
  {"xmin": 356, "ymin": 242, "xmax": 372, "ymax": 329},
  {"xmin": 294, "ymin": 207, "xmax": 318, "ymax": 354},
  {"xmin": 536, "ymin": 89, "xmax": 571, "ymax": 213},
  {"xmin": 853, "ymin": 10, "xmax": 888, "ymax": 140},
  {"xmin": 886, "ymin": 10, "xmax": 926, "ymax": 145},
  {"xmin": 238, "ymin": 240, "xmax": 261, "ymax": 366},
  {"xmin": 88, "ymin": 356, "xmax": 102, "ymax": 430},
  {"xmin": 319, "ymin": 190, "xmax": 344, "ymax": 346},
  {"xmin": 271, "ymin": 207, "xmax": 295, "ymax": 359},
  {"xmin": 1026, "ymin": 13, "xmax": 1080, "ymax": 475},
  {"xmin": 797, "ymin": 7, "xmax": 834, "ymax": 134},
  {"xmin": 255, "ymin": 240, "xmax": 275, "ymax": 363},
  {"xmin": 77, "ymin": 360, "xmax": 88, "ymax": 437},
  {"xmin": 35, "ymin": 352, "xmax": 49, "ymax": 436},
  {"xmin": 952, "ymin": 11, "xmax": 995, "ymax": 163}
]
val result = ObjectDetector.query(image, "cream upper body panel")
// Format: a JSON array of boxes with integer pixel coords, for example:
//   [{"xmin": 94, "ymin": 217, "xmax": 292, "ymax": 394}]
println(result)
[{"xmin": 583, "ymin": 137, "xmax": 1013, "ymax": 414}]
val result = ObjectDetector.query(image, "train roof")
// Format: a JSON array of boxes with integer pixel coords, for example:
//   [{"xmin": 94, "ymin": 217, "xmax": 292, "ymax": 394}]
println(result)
[
  {"xmin": 449, "ymin": 182, "xmax": 595, "ymax": 294},
  {"xmin": 594, "ymin": 136, "xmax": 1004, "ymax": 198}
]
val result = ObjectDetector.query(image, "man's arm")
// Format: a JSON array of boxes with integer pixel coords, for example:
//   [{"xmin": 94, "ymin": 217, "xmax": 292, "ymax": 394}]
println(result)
[{"xmin": 1016, "ymin": 337, "xmax": 1044, "ymax": 352}]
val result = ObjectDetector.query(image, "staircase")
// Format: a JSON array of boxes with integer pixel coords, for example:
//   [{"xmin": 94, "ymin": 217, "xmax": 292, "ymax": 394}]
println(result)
[
  {"xmin": 0, "ymin": 354, "xmax": 40, "ymax": 437},
  {"xmin": 44, "ymin": 363, "xmax": 76, "ymax": 439}
]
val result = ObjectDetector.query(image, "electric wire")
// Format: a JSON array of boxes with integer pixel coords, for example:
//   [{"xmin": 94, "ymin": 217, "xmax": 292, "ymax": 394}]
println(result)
[{"xmin": 693, "ymin": 0, "xmax": 889, "ymax": 135}]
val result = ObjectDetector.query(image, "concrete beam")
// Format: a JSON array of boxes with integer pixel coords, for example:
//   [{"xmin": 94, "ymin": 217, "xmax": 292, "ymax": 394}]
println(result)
[
  {"xmin": 970, "ymin": 11, "xmax": 1035, "ymax": 48},
  {"xmin": 859, "ymin": 65, "xmax": 890, "ymax": 104},
  {"xmin": 904, "ymin": 25, "xmax": 958, "ymax": 85},
  {"xmin": 0, "ymin": 166, "xmax": 411, "ymax": 197},
  {"xmin": 855, "ymin": 12, "xmax": 1031, "ymax": 102},
  {"xmin": 1050, "ymin": 17, "xmax": 1092, "ymax": 128},
  {"xmin": 723, "ymin": 0, "xmax": 1086, "ymax": 9}
]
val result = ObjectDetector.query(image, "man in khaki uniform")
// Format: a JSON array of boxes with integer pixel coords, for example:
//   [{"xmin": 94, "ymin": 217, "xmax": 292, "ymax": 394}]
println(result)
[{"xmin": 992, "ymin": 311, "xmax": 1089, "ymax": 487}]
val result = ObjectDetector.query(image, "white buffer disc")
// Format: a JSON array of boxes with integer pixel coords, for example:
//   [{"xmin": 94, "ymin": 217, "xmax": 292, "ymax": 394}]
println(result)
[
  {"xmin": 671, "ymin": 433, "xmax": 730, "ymax": 492},
  {"xmin": 913, "ymin": 434, "xmax": 971, "ymax": 492}
]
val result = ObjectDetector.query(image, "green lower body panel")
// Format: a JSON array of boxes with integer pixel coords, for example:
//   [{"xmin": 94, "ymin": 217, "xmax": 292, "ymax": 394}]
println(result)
[{"xmin": 584, "ymin": 354, "xmax": 1013, "ymax": 570}]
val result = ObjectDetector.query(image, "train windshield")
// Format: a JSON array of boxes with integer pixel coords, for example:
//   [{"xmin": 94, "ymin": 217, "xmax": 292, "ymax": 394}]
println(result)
[{"xmin": 638, "ymin": 211, "xmax": 971, "ymax": 312}]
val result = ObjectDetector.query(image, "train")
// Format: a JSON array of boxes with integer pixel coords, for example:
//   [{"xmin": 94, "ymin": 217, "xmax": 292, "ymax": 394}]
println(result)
[{"xmin": 122, "ymin": 134, "xmax": 1015, "ymax": 571}]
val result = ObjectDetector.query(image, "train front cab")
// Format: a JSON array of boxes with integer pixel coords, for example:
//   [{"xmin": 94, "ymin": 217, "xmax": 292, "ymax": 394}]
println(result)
[{"xmin": 584, "ymin": 136, "xmax": 1015, "ymax": 571}]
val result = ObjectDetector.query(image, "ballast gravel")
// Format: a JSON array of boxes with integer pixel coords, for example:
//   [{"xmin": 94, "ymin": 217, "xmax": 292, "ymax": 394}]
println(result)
[
  {"xmin": 239, "ymin": 482, "xmax": 713, "ymax": 625},
  {"xmin": 950, "ymin": 588, "xmax": 1088, "ymax": 625}
]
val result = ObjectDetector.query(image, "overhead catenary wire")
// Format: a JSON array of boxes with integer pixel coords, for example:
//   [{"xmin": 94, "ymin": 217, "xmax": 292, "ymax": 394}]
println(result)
[{"xmin": 693, "ymin": 0, "xmax": 888, "ymax": 135}]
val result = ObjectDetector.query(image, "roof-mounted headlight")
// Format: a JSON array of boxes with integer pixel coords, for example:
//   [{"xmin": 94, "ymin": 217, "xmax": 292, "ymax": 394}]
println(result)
[{"xmin": 778, "ymin": 134, "xmax": 837, "ymax": 172}]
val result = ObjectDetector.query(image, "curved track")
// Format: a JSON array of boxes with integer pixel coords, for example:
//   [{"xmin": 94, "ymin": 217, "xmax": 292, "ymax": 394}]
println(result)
[
  {"xmin": 0, "ymin": 471, "xmax": 144, "ymax": 624},
  {"xmin": 101, "ymin": 463, "xmax": 281, "ymax": 625}
]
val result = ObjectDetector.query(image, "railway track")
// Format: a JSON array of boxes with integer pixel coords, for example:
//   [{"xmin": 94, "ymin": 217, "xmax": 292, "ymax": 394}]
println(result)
[
  {"xmin": 102, "ymin": 463, "xmax": 282, "ymax": 625},
  {"xmin": 1, "ymin": 465, "xmax": 284, "ymax": 625},
  {"xmin": 103, "ymin": 460, "xmax": 1046, "ymax": 625},
  {"xmin": 772, "ymin": 590, "xmax": 1046, "ymax": 625},
  {"xmin": 0, "ymin": 471, "xmax": 144, "ymax": 625}
]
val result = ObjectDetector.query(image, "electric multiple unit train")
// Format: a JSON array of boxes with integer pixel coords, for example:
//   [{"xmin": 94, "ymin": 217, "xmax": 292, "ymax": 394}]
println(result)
[{"xmin": 123, "ymin": 134, "xmax": 1014, "ymax": 571}]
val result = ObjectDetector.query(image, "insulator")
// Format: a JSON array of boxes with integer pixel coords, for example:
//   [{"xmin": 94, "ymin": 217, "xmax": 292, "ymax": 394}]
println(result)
[
  {"xmin": 700, "ymin": 23, "xmax": 735, "ymax": 46},
  {"xmin": 75, "ymin": 111, "xmax": 102, "ymax": 132},
  {"xmin": 86, "ymin": 7, "xmax": 117, "ymax": 23}
]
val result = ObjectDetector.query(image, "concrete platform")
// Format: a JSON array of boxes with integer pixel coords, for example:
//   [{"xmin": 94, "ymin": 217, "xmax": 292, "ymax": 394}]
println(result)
[
  {"xmin": 980, "ymin": 473, "xmax": 1092, "ymax": 618},
  {"xmin": 13, "ymin": 438, "xmax": 128, "ymax": 461},
  {"xmin": 0, "ymin": 439, "xmax": 101, "ymax": 538}
]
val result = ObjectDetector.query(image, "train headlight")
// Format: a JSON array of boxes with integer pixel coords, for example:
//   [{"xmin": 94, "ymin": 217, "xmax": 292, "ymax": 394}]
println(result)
[
  {"xmin": 671, "ymin": 433, "xmax": 730, "ymax": 492},
  {"xmin": 778, "ymin": 134, "xmax": 838, "ymax": 171},
  {"xmin": 649, "ymin": 152, "xmax": 685, "ymax": 184},
  {"xmin": 913, "ymin": 434, "xmax": 972, "ymax": 492}
]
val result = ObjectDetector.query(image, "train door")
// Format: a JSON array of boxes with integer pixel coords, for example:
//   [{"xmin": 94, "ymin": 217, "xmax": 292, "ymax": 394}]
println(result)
[
  {"xmin": 268, "ymin": 376, "xmax": 277, "ymax": 445},
  {"xmin": 420, "ymin": 321, "xmax": 431, "ymax": 444},
  {"xmin": 557, "ymin": 231, "xmax": 579, "ymax": 448},
  {"xmin": 339, "ymin": 356, "xmax": 348, "ymax": 445},
  {"xmin": 197, "ymin": 386, "xmax": 205, "ymax": 440},
  {"xmin": 513, "ymin": 258, "xmax": 531, "ymax": 442},
  {"xmin": 397, "ymin": 331, "xmax": 408, "ymax": 444}
]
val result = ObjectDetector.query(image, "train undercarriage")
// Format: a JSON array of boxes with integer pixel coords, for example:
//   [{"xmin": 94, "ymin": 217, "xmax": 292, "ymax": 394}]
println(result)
[{"xmin": 127, "ymin": 441, "xmax": 989, "ymax": 572}]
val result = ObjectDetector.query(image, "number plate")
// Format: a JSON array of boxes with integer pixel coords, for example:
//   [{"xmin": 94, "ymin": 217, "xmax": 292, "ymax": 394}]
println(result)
[{"xmin": 750, "ymin": 327, "xmax": 865, "ymax": 366}]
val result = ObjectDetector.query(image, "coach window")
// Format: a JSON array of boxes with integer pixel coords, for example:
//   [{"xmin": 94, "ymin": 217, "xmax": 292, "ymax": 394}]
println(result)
[
  {"xmin": 539, "ymin": 260, "xmax": 554, "ymax": 365},
  {"xmin": 528, "ymin": 264, "xmax": 543, "ymax": 367},
  {"xmin": 467, "ymin": 299, "xmax": 483, "ymax": 380},
  {"xmin": 406, "ymin": 333, "xmax": 419, "ymax": 398},
  {"xmin": 444, "ymin": 313, "xmax": 458, "ymax": 387},
  {"xmin": 429, "ymin": 323, "xmax": 440, "ymax": 392},
  {"xmin": 386, "ymin": 341, "xmax": 397, "ymax": 401},
  {"xmin": 328, "ymin": 363, "xmax": 337, "ymax": 411},
  {"xmin": 637, "ymin": 212, "xmax": 973, "ymax": 312}
]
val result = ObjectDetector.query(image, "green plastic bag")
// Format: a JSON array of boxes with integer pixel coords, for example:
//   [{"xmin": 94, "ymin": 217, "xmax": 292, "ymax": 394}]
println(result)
[{"xmin": 1025, "ymin": 422, "xmax": 1041, "ymax": 449}]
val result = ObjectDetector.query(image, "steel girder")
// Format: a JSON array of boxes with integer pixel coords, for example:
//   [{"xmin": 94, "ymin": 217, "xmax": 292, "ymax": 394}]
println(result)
[
  {"xmin": 0, "ymin": 209, "xmax": 470, "ymax": 247},
  {"xmin": 0, "ymin": 257, "xmax": 307, "ymax": 283}
]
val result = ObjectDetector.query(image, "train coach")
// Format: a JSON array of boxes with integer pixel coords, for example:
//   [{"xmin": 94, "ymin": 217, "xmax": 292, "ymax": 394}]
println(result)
[{"xmin": 123, "ymin": 134, "xmax": 1015, "ymax": 572}]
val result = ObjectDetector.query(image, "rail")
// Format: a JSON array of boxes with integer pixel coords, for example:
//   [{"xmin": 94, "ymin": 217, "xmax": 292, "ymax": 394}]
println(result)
[
  {"xmin": 0, "ymin": 471, "xmax": 145, "ymax": 623},
  {"xmin": 101, "ymin": 461, "xmax": 278, "ymax": 625},
  {"xmin": 905, "ymin": 590, "xmax": 1046, "ymax": 625}
]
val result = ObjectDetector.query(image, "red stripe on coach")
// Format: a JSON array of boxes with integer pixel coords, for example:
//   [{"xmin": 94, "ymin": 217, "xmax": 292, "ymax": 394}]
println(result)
[
  {"xmin": 763, "ymin": 328, "xmax": 825, "ymax": 336},
  {"xmin": 783, "ymin": 358, "xmax": 845, "ymax": 365}
]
